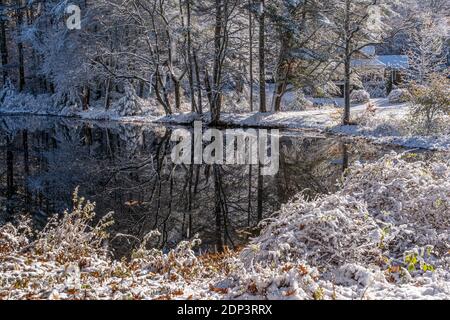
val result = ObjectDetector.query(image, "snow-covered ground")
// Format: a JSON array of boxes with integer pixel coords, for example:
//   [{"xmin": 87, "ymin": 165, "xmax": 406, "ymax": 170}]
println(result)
[
  {"xmin": 1, "ymin": 92, "xmax": 448, "ymax": 300},
  {"xmin": 1, "ymin": 93, "xmax": 449, "ymax": 152},
  {"xmin": 1, "ymin": 154, "xmax": 449, "ymax": 300}
]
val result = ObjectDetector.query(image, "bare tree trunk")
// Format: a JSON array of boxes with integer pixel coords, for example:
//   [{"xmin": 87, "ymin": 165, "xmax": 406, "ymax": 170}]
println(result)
[
  {"xmin": 343, "ymin": 56, "xmax": 351, "ymax": 124},
  {"xmin": 248, "ymin": 1, "xmax": 254, "ymax": 112},
  {"xmin": 341, "ymin": 142, "xmax": 349, "ymax": 173},
  {"xmin": 0, "ymin": 0, "xmax": 8, "ymax": 84},
  {"xmin": 138, "ymin": 80, "xmax": 144, "ymax": 98},
  {"xmin": 23, "ymin": 129, "xmax": 30, "ymax": 208},
  {"xmin": 185, "ymin": 0, "xmax": 197, "ymax": 113},
  {"xmin": 273, "ymin": 65, "xmax": 291, "ymax": 112},
  {"xmin": 104, "ymin": 78, "xmax": 111, "ymax": 110},
  {"xmin": 257, "ymin": 163, "xmax": 263, "ymax": 222},
  {"xmin": 214, "ymin": 165, "xmax": 224, "ymax": 252},
  {"xmin": 153, "ymin": 68, "xmax": 173, "ymax": 115},
  {"xmin": 247, "ymin": 164, "xmax": 252, "ymax": 226},
  {"xmin": 211, "ymin": 0, "xmax": 224, "ymax": 125},
  {"xmin": 82, "ymin": 85, "xmax": 90, "ymax": 111},
  {"xmin": 204, "ymin": 67, "xmax": 213, "ymax": 107},
  {"xmin": 6, "ymin": 136, "xmax": 14, "ymax": 198},
  {"xmin": 172, "ymin": 76, "xmax": 182, "ymax": 110},
  {"xmin": 193, "ymin": 50, "xmax": 203, "ymax": 114},
  {"xmin": 343, "ymin": 0, "xmax": 351, "ymax": 125},
  {"xmin": 258, "ymin": 0, "xmax": 266, "ymax": 112},
  {"xmin": 16, "ymin": 0, "xmax": 25, "ymax": 91},
  {"xmin": 187, "ymin": 162, "xmax": 194, "ymax": 238},
  {"xmin": 273, "ymin": 82, "xmax": 284, "ymax": 112},
  {"xmin": 272, "ymin": 39, "xmax": 292, "ymax": 112}
]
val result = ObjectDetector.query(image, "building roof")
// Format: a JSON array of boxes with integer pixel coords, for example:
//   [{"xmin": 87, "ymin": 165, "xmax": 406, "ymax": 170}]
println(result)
[
  {"xmin": 361, "ymin": 46, "xmax": 376, "ymax": 57},
  {"xmin": 351, "ymin": 57, "xmax": 385, "ymax": 69},
  {"xmin": 351, "ymin": 55, "xmax": 410, "ymax": 70},
  {"xmin": 377, "ymin": 55, "xmax": 409, "ymax": 69}
]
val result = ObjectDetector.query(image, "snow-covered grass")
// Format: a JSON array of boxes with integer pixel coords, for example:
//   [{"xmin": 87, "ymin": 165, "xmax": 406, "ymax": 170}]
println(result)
[
  {"xmin": 0, "ymin": 89, "xmax": 164, "ymax": 122},
  {"xmin": 1, "ymin": 153, "xmax": 449, "ymax": 300},
  {"xmin": 331, "ymin": 99, "xmax": 450, "ymax": 151}
]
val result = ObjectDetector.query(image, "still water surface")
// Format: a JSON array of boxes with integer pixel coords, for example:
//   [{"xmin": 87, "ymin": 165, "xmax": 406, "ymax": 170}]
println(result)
[{"xmin": 0, "ymin": 116, "xmax": 427, "ymax": 254}]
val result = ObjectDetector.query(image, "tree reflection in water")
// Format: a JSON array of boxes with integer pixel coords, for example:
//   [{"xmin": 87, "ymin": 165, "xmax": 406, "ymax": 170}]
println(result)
[{"xmin": 0, "ymin": 116, "xmax": 416, "ymax": 256}]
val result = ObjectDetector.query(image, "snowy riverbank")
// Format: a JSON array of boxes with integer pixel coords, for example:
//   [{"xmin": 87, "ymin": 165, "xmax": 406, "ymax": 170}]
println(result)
[
  {"xmin": 1, "ymin": 153, "xmax": 449, "ymax": 300},
  {"xmin": 1, "ymin": 94, "xmax": 449, "ymax": 152}
]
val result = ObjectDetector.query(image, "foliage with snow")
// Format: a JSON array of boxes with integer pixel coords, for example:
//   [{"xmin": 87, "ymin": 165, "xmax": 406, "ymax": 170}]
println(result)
[
  {"xmin": 408, "ymin": 75, "xmax": 450, "ymax": 135},
  {"xmin": 283, "ymin": 92, "xmax": 314, "ymax": 111},
  {"xmin": 407, "ymin": 13, "xmax": 448, "ymax": 84},
  {"xmin": 1, "ymin": 154, "xmax": 449, "ymax": 300},
  {"xmin": 350, "ymin": 90, "xmax": 371, "ymax": 104},
  {"xmin": 388, "ymin": 89, "xmax": 412, "ymax": 103},
  {"xmin": 0, "ymin": 79, "xmax": 15, "ymax": 104},
  {"xmin": 112, "ymin": 84, "xmax": 143, "ymax": 117}
]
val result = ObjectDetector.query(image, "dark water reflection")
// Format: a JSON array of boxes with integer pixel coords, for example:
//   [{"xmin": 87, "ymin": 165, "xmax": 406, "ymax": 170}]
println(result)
[{"xmin": 0, "ymin": 116, "xmax": 430, "ymax": 255}]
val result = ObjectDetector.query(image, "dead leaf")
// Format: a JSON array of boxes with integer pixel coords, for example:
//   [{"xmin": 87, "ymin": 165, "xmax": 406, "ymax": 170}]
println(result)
[{"xmin": 209, "ymin": 284, "xmax": 229, "ymax": 294}]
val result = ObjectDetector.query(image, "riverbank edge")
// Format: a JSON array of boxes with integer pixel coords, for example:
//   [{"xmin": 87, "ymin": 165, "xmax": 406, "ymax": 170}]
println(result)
[{"xmin": 1, "ymin": 109, "xmax": 449, "ymax": 152}]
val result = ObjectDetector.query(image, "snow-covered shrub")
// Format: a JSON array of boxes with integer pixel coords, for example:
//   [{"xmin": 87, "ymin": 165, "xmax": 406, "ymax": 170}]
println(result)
[
  {"xmin": 341, "ymin": 154, "xmax": 450, "ymax": 274},
  {"xmin": 241, "ymin": 152, "xmax": 449, "ymax": 279},
  {"xmin": 112, "ymin": 84, "xmax": 143, "ymax": 116},
  {"xmin": 353, "ymin": 110, "xmax": 405, "ymax": 137},
  {"xmin": 133, "ymin": 96, "xmax": 166, "ymax": 117},
  {"xmin": 388, "ymin": 88, "xmax": 412, "ymax": 103},
  {"xmin": 0, "ymin": 90, "xmax": 44, "ymax": 113},
  {"xmin": 342, "ymin": 153, "xmax": 450, "ymax": 235},
  {"xmin": 335, "ymin": 264, "xmax": 376, "ymax": 287},
  {"xmin": 350, "ymin": 90, "xmax": 370, "ymax": 104},
  {"xmin": 408, "ymin": 75, "xmax": 450, "ymax": 135},
  {"xmin": 240, "ymin": 194, "xmax": 385, "ymax": 269},
  {"xmin": 31, "ymin": 188, "xmax": 114, "ymax": 263},
  {"xmin": 283, "ymin": 92, "xmax": 313, "ymax": 111},
  {"xmin": 365, "ymin": 83, "xmax": 387, "ymax": 98},
  {"xmin": 224, "ymin": 261, "xmax": 323, "ymax": 300},
  {"xmin": 0, "ymin": 189, "xmax": 208, "ymax": 299},
  {"xmin": 0, "ymin": 79, "xmax": 15, "ymax": 104},
  {"xmin": 55, "ymin": 91, "xmax": 81, "ymax": 116},
  {"xmin": 362, "ymin": 121, "xmax": 403, "ymax": 137},
  {"xmin": 0, "ymin": 216, "xmax": 32, "ymax": 255},
  {"xmin": 222, "ymin": 90, "xmax": 251, "ymax": 113},
  {"xmin": 352, "ymin": 102, "xmax": 377, "ymax": 125}
]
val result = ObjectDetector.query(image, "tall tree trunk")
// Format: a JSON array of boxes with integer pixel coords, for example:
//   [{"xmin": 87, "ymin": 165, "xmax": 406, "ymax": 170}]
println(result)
[
  {"xmin": 343, "ymin": 0, "xmax": 351, "ymax": 125},
  {"xmin": 258, "ymin": 0, "xmax": 266, "ymax": 112},
  {"xmin": 104, "ymin": 78, "xmax": 111, "ymax": 110},
  {"xmin": 16, "ymin": 0, "xmax": 25, "ymax": 91},
  {"xmin": 171, "ymin": 76, "xmax": 182, "ymax": 110},
  {"xmin": 0, "ymin": 0, "xmax": 8, "ymax": 84},
  {"xmin": 6, "ymin": 136, "xmax": 14, "ymax": 198},
  {"xmin": 193, "ymin": 50, "xmax": 203, "ymax": 114},
  {"xmin": 82, "ymin": 86, "xmax": 90, "ymax": 111},
  {"xmin": 248, "ymin": 1, "xmax": 254, "ymax": 112},
  {"xmin": 257, "ymin": 162, "xmax": 263, "ymax": 221},
  {"xmin": 247, "ymin": 164, "xmax": 252, "ymax": 226},
  {"xmin": 273, "ymin": 81, "xmax": 284, "ymax": 112},
  {"xmin": 185, "ymin": 0, "xmax": 197, "ymax": 113},
  {"xmin": 214, "ymin": 165, "xmax": 224, "ymax": 252},
  {"xmin": 211, "ymin": 0, "xmax": 224, "ymax": 125},
  {"xmin": 154, "ymin": 68, "xmax": 173, "ymax": 115},
  {"xmin": 343, "ymin": 56, "xmax": 351, "ymax": 124},
  {"xmin": 341, "ymin": 142, "xmax": 349, "ymax": 173},
  {"xmin": 272, "ymin": 39, "xmax": 291, "ymax": 112},
  {"xmin": 23, "ymin": 129, "xmax": 30, "ymax": 208}
]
